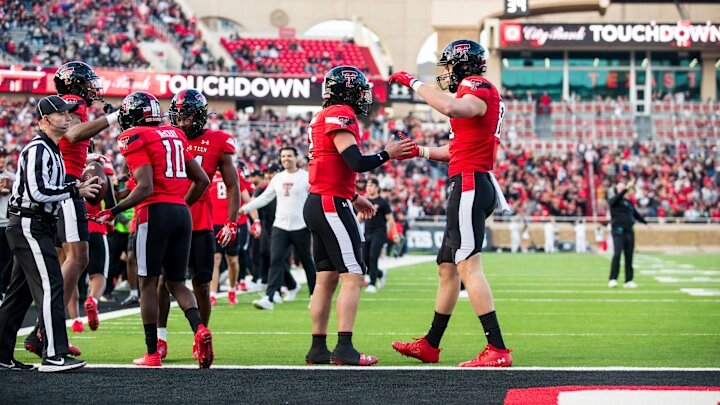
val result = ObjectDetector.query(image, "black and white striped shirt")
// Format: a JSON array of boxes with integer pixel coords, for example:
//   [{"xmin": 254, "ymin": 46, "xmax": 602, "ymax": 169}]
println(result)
[{"xmin": 10, "ymin": 131, "xmax": 78, "ymax": 216}]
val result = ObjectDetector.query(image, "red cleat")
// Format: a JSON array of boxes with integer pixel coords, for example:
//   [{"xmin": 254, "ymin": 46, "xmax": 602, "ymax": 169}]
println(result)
[
  {"xmin": 71, "ymin": 320, "xmax": 84, "ymax": 333},
  {"xmin": 157, "ymin": 339, "xmax": 168, "ymax": 359},
  {"xmin": 192, "ymin": 342, "xmax": 198, "ymax": 359},
  {"xmin": 330, "ymin": 353, "xmax": 378, "ymax": 366},
  {"xmin": 228, "ymin": 290, "xmax": 237, "ymax": 305},
  {"xmin": 194, "ymin": 325, "xmax": 213, "ymax": 368},
  {"xmin": 133, "ymin": 352, "xmax": 162, "ymax": 367},
  {"xmin": 391, "ymin": 336, "xmax": 440, "ymax": 363},
  {"xmin": 239, "ymin": 280, "xmax": 247, "ymax": 292},
  {"xmin": 84, "ymin": 297, "xmax": 99, "ymax": 331},
  {"xmin": 24, "ymin": 332, "xmax": 42, "ymax": 358},
  {"xmin": 210, "ymin": 296, "xmax": 217, "ymax": 307},
  {"xmin": 68, "ymin": 343, "xmax": 82, "ymax": 356},
  {"xmin": 459, "ymin": 344, "xmax": 512, "ymax": 368}
]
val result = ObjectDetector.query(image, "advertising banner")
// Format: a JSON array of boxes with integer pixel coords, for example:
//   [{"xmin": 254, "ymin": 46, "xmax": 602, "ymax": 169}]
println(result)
[{"xmin": 405, "ymin": 222, "xmax": 493, "ymax": 253}]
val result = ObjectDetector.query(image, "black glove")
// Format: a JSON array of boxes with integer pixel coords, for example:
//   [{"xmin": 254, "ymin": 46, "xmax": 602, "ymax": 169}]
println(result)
[{"xmin": 103, "ymin": 103, "xmax": 118, "ymax": 114}]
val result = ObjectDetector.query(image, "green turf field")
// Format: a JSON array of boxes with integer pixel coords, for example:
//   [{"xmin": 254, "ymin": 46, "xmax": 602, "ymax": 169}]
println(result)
[{"xmin": 14, "ymin": 253, "xmax": 720, "ymax": 367}]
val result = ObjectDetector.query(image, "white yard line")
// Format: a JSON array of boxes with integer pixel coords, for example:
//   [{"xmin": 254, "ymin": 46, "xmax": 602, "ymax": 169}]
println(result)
[{"xmin": 75, "ymin": 364, "xmax": 720, "ymax": 371}]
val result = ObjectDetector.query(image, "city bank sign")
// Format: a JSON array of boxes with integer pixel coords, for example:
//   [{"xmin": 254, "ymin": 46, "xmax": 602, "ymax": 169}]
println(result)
[{"xmin": 500, "ymin": 21, "xmax": 720, "ymax": 48}]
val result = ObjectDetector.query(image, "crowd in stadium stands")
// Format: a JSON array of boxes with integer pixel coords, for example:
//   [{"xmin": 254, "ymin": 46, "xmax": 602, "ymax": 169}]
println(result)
[{"xmin": 0, "ymin": 98, "xmax": 717, "ymax": 221}]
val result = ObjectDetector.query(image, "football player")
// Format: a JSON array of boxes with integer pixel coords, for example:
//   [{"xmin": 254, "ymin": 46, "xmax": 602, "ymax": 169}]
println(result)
[
  {"xmin": 388, "ymin": 40, "xmax": 513, "ymax": 367},
  {"xmin": 89, "ymin": 91, "xmax": 213, "ymax": 368},
  {"xmin": 155, "ymin": 89, "xmax": 239, "ymax": 360},
  {"xmin": 303, "ymin": 66, "xmax": 413, "ymax": 366}
]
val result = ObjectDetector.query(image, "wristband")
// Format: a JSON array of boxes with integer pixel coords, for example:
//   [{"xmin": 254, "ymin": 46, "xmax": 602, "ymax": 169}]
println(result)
[
  {"xmin": 351, "ymin": 193, "xmax": 359, "ymax": 202},
  {"xmin": 253, "ymin": 219, "xmax": 260, "ymax": 223},
  {"xmin": 106, "ymin": 111, "xmax": 119, "ymax": 126},
  {"xmin": 410, "ymin": 79, "xmax": 424, "ymax": 92},
  {"xmin": 110, "ymin": 205, "xmax": 123, "ymax": 217},
  {"xmin": 419, "ymin": 146, "xmax": 430, "ymax": 158}
]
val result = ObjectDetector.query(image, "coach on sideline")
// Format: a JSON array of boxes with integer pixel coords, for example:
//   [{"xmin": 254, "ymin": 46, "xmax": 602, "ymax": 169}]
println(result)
[
  {"xmin": 607, "ymin": 177, "xmax": 648, "ymax": 289},
  {"xmin": 0, "ymin": 96, "xmax": 99, "ymax": 372}
]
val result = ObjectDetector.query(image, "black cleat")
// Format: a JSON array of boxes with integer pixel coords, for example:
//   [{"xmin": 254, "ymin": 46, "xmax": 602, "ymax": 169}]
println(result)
[
  {"xmin": 0, "ymin": 359, "xmax": 37, "ymax": 371},
  {"xmin": 38, "ymin": 355, "xmax": 86, "ymax": 373},
  {"xmin": 305, "ymin": 347, "xmax": 332, "ymax": 365}
]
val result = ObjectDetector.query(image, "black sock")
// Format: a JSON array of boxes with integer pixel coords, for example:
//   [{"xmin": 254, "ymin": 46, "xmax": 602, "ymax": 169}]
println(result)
[
  {"xmin": 425, "ymin": 312, "xmax": 451, "ymax": 348},
  {"xmin": 184, "ymin": 308, "xmax": 203, "ymax": 333},
  {"xmin": 332, "ymin": 332, "xmax": 360, "ymax": 362},
  {"xmin": 337, "ymin": 331, "xmax": 353, "ymax": 347},
  {"xmin": 311, "ymin": 334, "xmax": 328, "ymax": 350},
  {"xmin": 144, "ymin": 323, "xmax": 158, "ymax": 354},
  {"xmin": 479, "ymin": 311, "xmax": 506, "ymax": 349}
]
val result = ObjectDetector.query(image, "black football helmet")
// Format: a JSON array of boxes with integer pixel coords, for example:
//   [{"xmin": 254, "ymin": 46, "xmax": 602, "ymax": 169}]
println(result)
[
  {"xmin": 54, "ymin": 61, "xmax": 104, "ymax": 105},
  {"xmin": 237, "ymin": 160, "xmax": 251, "ymax": 178},
  {"xmin": 168, "ymin": 89, "xmax": 208, "ymax": 138},
  {"xmin": 118, "ymin": 91, "xmax": 162, "ymax": 131},
  {"xmin": 322, "ymin": 66, "xmax": 372, "ymax": 116},
  {"xmin": 436, "ymin": 40, "xmax": 487, "ymax": 93}
]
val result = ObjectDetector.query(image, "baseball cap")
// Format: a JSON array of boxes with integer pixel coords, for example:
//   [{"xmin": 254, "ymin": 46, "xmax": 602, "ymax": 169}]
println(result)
[
  {"xmin": 249, "ymin": 170, "xmax": 263, "ymax": 177},
  {"xmin": 36, "ymin": 95, "xmax": 79, "ymax": 118},
  {"xmin": 265, "ymin": 163, "xmax": 282, "ymax": 173}
]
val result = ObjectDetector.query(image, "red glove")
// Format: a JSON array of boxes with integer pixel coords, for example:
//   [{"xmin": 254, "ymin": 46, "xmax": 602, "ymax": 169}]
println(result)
[
  {"xmin": 250, "ymin": 220, "xmax": 262, "ymax": 239},
  {"xmin": 388, "ymin": 71, "xmax": 416, "ymax": 88},
  {"xmin": 87, "ymin": 209, "xmax": 114, "ymax": 224},
  {"xmin": 215, "ymin": 221, "xmax": 238, "ymax": 247},
  {"xmin": 394, "ymin": 131, "xmax": 420, "ymax": 160}
]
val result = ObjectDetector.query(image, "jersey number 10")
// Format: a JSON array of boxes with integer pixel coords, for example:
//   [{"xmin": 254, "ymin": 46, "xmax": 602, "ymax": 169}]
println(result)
[{"xmin": 162, "ymin": 139, "xmax": 188, "ymax": 178}]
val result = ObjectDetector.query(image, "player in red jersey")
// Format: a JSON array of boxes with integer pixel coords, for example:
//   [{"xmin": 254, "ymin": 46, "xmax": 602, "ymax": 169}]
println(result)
[
  {"xmin": 388, "ymin": 40, "xmax": 513, "ymax": 367},
  {"xmin": 303, "ymin": 66, "xmax": 413, "ymax": 366},
  {"xmin": 154, "ymin": 89, "xmax": 239, "ymax": 359},
  {"xmin": 24, "ymin": 61, "xmax": 121, "ymax": 355},
  {"xmin": 89, "ymin": 91, "xmax": 213, "ymax": 368}
]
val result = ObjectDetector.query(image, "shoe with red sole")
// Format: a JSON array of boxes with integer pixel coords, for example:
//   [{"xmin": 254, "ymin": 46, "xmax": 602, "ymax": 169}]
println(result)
[
  {"xmin": 192, "ymin": 342, "xmax": 199, "ymax": 359},
  {"xmin": 194, "ymin": 325, "xmax": 213, "ymax": 368},
  {"xmin": 391, "ymin": 336, "xmax": 440, "ymax": 363},
  {"xmin": 329, "ymin": 352, "xmax": 378, "ymax": 366},
  {"xmin": 228, "ymin": 290, "xmax": 237, "ymax": 305},
  {"xmin": 238, "ymin": 280, "xmax": 247, "ymax": 292},
  {"xmin": 210, "ymin": 296, "xmax": 217, "ymax": 307},
  {"xmin": 71, "ymin": 320, "xmax": 84, "ymax": 333},
  {"xmin": 84, "ymin": 297, "xmax": 99, "ymax": 331},
  {"xmin": 133, "ymin": 352, "xmax": 161, "ymax": 367},
  {"xmin": 157, "ymin": 339, "xmax": 168, "ymax": 359},
  {"xmin": 68, "ymin": 343, "xmax": 82, "ymax": 356},
  {"xmin": 24, "ymin": 331, "xmax": 43, "ymax": 358},
  {"xmin": 459, "ymin": 344, "xmax": 512, "ymax": 368}
]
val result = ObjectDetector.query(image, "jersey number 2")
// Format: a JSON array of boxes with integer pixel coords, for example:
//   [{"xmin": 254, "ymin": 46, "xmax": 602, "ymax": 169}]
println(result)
[{"xmin": 162, "ymin": 139, "xmax": 187, "ymax": 178}]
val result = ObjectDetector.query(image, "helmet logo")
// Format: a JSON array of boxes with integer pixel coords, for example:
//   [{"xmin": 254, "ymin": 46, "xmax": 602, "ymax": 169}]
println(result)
[
  {"xmin": 195, "ymin": 92, "xmax": 206, "ymax": 102},
  {"xmin": 453, "ymin": 43, "xmax": 471, "ymax": 61},
  {"xmin": 340, "ymin": 70, "xmax": 358, "ymax": 87},
  {"xmin": 57, "ymin": 66, "xmax": 75, "ymax": 81}
]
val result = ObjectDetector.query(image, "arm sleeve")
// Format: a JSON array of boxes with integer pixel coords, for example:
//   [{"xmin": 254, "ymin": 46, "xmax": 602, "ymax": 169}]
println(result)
[
  {"xmin": 242, "ymin": 176, "xmax": 278, "ymax": 212},
  {"xmin": 27, "ymin": 145, "xmax": 75, "ymax": 203},
  {"xmin": 340, "ymin": 144, "xmax": 390, "ymax": 173},
  {"xmin": 633, "ymin": 207, "xmax": 647, "ymax": 224},
  {"xmin": 380, "ymin": 199, "xmax": 392, "ymax": 216},
  {"xmin": 607, "ymin": 188, "xmax": 627, "ymax": 207}
]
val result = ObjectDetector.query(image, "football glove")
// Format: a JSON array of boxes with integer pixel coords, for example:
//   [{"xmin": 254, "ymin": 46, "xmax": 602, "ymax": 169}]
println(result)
[{"xmin": 216, "ymin": 221, "xmax": 238, "ymax": 247}]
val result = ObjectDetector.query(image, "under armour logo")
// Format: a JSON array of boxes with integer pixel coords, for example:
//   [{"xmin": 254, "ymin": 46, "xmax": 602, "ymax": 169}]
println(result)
[
  {"xmin": 341, "ymin": 70, "xmax": 358, "ymax": 87},
  {"xmin": 201, "ymin": 140, "xmax": 210, "ymax": 145},
  {"xmin": 342, "ymin": 201, "xmax": 349, "ymax": 208},
  {"xmin": 497, "ymin": 358, "xmax": 506, "ymax": 364},
  {"xmin": 453, "ymin": 43, "xmax": 471, "ymax": 61}
]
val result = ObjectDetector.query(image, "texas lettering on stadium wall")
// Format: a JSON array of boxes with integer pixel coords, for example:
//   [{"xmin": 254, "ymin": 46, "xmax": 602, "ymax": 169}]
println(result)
[{"xmin": 500, "ymin": 21, "xmax": 720, "ymax": 48}]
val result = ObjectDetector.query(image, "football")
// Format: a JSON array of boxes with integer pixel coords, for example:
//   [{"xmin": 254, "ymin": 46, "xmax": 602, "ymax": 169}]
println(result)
[{"xmin": 81, "ymin": 161, "xmax": 108, "ymax": 206}]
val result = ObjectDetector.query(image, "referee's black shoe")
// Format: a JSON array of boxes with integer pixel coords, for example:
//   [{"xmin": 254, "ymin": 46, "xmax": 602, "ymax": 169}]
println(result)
[
  {"xmin": 38, "ymin": 355, "xmax": 86, "ymax": 373},
  {"xmin": 0, "ymin": 358, "xmax": 37, "ymax": 371}
]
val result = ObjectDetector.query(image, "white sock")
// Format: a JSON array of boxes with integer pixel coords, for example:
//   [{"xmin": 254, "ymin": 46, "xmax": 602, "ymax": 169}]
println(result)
[
  {"xmin": 210, "ymin": 291, "xmax": 217, "ymax": 298},
  {"xmin": 157, "ymin": 327, "xmax": 167, "ymax": 341},
  {"xmin": 229, "ymin": 286, "xmax": 236, "ymax": 292},
  {"xmin": 129, "ymin": 289, "xmax": 138, "ymax": 298}
]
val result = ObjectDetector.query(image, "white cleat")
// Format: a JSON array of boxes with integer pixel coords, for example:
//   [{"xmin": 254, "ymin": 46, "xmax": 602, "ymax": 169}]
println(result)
[
  {"xmin": 252, "ymin": 295, "xmax": 274, "ymax": 310},
  {"xmin": 608, "ymin": 279, "xmax": 618, "ymax": 288},
  {"xmin": 365, "ymin": 285, "xmax": 378, "ymax": 294},
  {"xmin": 284, "ymin": 285, "xmax": 301, "ymax": 302},
  {"xmin": 623, "ymin": 281, "xmax": 638, "ymax": 289},
  {"xmin": 272, "ymin": 291, "xmax": 283, "ymax": 304}
]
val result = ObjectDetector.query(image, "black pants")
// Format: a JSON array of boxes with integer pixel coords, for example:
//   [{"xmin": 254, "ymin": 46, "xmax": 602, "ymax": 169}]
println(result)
[
  {"xmin": 253, "ymin": 227, "xmax": 271, "ymax": 283},
  {"xmin": 104, "ymin": 231, "xmax": 129, "ymax": 294},
  {"xmin": 267, "ymin": 227, "xmax": 316, "ymax": 300},
  {"xmin": 0, "ymin": 216, "xmax": 69, "ymax": 360},
  {"xmin": 363, "ymin": 229, "xmax": 387, "ymax": 286},
  {"xmin": 610, "ymin": 230, "xmax": 635, "ymax": 282},
  {"xmin": 0, "ymin": 226, "xmax": 12, "ymax": 295}
]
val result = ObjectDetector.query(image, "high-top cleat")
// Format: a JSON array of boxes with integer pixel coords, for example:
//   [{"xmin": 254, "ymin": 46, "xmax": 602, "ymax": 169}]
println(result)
[
  {"xmin": 194, "ymin": 325, "xmax": 214, "ymax": 368},
  {"xmin": 391, "ymin": 336, "xmax": 440, "ymax": 363},
  {"xmin": 459, "ymin": 344, "xmax": 512, "ymax": 368},
  {"xmin": 133, "ymin": 352, "xmax": 161, "ymax": 367},
  {"xmin": 329, "ymin": 352, "xmax": 378, "ymax": 366},
  {"xmin": 24, "ymin": 331, "xmax": 43, "ymax": 358},
  {"xmin": 228, "ymin": 290, "xmax": 237, "ymax": 305},
  {"xmin": 192, "ymin": 342, "xmax": 198, "ymax": 360},
  {"xmin": 71, "ymin": 319, "xmax": 84, "ymax": 333},
  {"xmin": 84, "ymin": 297, "xmax": 99, "ymax": 331},
  {"xmin": 157, "ymin": 339, "xmax": 168, "ymax": 359},
  {"xmin": 67, "ymin": 343, "xmax": 82, "ymax": 356},
  {"xmin": 305, "ymin": 347, "xmax": 332, "ymax": 365}
]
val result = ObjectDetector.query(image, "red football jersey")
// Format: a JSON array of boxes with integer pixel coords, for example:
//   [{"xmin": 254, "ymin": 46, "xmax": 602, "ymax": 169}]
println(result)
[
  {"xmin": 307, "ymin": 104, "xmax": 360, "ymax": 200},
  {"xmin": 448, "ymin": 75, "xmax": 504, "ymax": 177},
  {"xmin": 118, "ymin": 125, "xmax": 193, "ymax": 209},
  {"xmin": 86, "ymin": 156, "xmax": 115, "ymax": 234},
  {"xmin": 237, "ymin": 174, "xmax": 251, "ymax": 225},
  {"xmin": 59, "ymin": 94, "xmax": 90, "ymax": 178},
  {"xmin": 186, "ymin": 129, "xmax": 236, "ymax": 231},
  {"xmin": 209, "ymin": 172, "xmax": 228, "ymax": 226}
]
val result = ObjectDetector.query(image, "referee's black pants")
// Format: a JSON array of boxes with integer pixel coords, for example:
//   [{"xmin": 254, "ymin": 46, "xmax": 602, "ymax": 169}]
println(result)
[
  {"xmin": 0, "ymin": 226, "xmax": 12, "ymax": 295},
  {"xmin": 266, "ymin": 227, "xmax": 316, "ymax": 300},
  {"xmin": 610, "ymin": 230, "xmax": 635, "ymax": 282},
  {"xmin": 363, "ymin": 229, "xmax": 387, "ymax": 286},
  {"xmin": 0, "ymin": 216, "xmax": 68, "ymax": 361}
]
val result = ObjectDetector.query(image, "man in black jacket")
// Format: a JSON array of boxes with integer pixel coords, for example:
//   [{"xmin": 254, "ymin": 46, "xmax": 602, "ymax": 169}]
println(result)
[{"xmin": 607, "ymin": 178, "xmax": 649, "ymax": 288}]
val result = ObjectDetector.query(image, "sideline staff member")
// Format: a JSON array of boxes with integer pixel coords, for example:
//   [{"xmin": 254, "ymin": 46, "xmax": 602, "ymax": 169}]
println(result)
[
  {"xmin": 607, "ymin": 178, "xmax": 648, "ymax": 288},
  {"xmin": 0, "ymin": 96, "xmax": 99, "ymax": 372}
]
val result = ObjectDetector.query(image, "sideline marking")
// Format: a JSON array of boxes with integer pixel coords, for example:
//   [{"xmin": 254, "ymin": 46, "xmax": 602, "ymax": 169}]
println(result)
[{"xmin": 74, "ymin": 364, "xmax": 720, "ymax": 371}]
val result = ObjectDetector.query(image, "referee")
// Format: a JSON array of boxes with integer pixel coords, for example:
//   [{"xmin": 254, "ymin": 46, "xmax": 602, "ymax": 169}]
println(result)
[
  {"xmin": 607, "ymin": 178, "xmax": 648, "ymax": 289},
  {"xmin": 0, "ymin": 96, "xmax": 99, "ymax": 372}
]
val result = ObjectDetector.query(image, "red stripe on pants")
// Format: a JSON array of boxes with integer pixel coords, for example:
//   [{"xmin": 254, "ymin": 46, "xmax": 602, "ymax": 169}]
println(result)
[{"xmin": 321, "ymin": 195, "xmax": 336, "ymax": 213}]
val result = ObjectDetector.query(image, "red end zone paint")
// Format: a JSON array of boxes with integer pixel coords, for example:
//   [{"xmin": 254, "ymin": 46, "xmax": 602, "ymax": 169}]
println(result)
[{"xmin": 504, "ymin": 386, "xmax": 720, "ymax": 405}]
